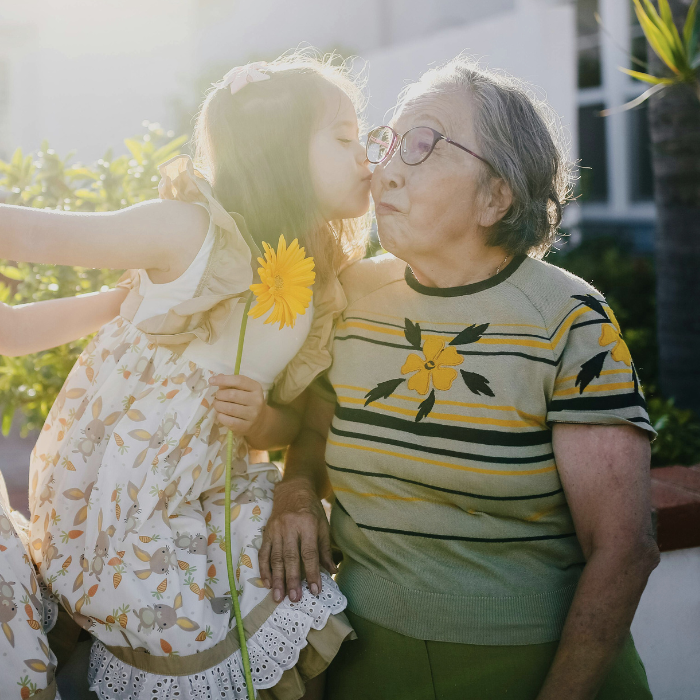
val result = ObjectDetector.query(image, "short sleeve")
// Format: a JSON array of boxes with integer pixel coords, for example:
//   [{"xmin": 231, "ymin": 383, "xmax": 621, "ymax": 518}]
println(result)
[{"xmin": 546, "ymin": 293, "xmax": 656, "ymax": 438}]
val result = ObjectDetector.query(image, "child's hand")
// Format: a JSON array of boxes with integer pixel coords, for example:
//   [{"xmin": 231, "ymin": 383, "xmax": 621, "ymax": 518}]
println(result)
[{"xmin": 209, "ymin": 374, "xmax": 267, "ymax": 437}]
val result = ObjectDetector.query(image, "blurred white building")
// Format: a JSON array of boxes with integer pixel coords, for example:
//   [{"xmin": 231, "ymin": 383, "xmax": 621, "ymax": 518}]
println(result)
[{"xmin": 0, "ymin": 0, "xmax": 653, "ymax": 249}]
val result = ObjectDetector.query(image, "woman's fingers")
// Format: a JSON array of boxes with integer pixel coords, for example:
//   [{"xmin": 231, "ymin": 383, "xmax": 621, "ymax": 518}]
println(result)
[
  {"xmin": 283, "ymin": 532, "xmax": 303, "ymax": 603},
  {"xmin": 300, "ymin": 527, "xmax": 321, "ymax": 596},
  {"xmin": 270, "ymin": 533, "xmax": 287, "ymax": 603},
  {"xmin": 258, "ymin": 535, "xmax": 273, "ymax": 589},
  {"xmin": 318, "ymin": 523, "xmax": 337, "ymax": 585}
]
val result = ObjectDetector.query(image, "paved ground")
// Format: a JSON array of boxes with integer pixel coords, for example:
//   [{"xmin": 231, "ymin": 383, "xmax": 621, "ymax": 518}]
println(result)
[{"xmin": 0, "ymin": 424, "xmax": 36, "ymax": 517}]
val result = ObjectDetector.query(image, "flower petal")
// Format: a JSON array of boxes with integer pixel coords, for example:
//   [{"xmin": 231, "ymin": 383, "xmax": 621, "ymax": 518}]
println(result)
[
  {"xmin": 611, "ymin": 339, "xmax": 632, "ymax": 366},
  {"xmin": 422, "ymin": 337, "xmax": 445, "ymax": 363},
  {"xmin": 432, "ymin": 367, "xmax": 458, "ymax": 392},
  {"xmin": 599, "ymin": 324, "xmax": 619, "ymax": 348},
  {"xmin": 401, "ymin": 353, "xmax": 425, "ymax": 375},
  {"xmin": 436, "ymin": 345, "xmax": 464, "ymax": 368},
  {"xmin": 407, "ymin": 369, "xmax": 431, "ymax": 395}
]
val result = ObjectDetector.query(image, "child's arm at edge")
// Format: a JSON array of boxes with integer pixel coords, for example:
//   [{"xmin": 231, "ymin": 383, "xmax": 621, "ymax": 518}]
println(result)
[{"xmin": 0, "ymin": 286, "xmax": 128, "ymax": 356}]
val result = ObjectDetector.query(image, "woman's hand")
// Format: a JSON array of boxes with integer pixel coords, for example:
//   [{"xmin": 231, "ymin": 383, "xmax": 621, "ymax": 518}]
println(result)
[
  {"xmin": 210, "ymin": 374, "xmax": 266, "ymax": 437},
  {"xmin": 258, "ymin": 391, "xmax": 336, "ymax": 602},
  {"xmin": 258, "ymin": 476, "xmax": 336, "ymax": 603}
]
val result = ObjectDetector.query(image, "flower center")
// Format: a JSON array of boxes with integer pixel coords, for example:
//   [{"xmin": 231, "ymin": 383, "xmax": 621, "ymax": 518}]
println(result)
[
  {"xmin": 273, "ymin": 275, "xmax": 284, "ymax": 290},
  {"xmin": 424, "ymin": 360, "xmax": 436, "ymax": 370}
]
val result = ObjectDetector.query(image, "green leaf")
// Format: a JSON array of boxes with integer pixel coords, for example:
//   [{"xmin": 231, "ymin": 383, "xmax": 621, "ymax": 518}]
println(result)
[
  {"xmin": 150, "ymin": 134, "xmax": 188, "ymax": 168},
  {"xmin": 0, "ymin": 265, "xmax": 25, "ymax": 281},
  {"xmin": 2, "ymin": 402, "xmax": 14, "ymax": 436},
  {"xmin": 620, "ymin": 68, "xmax": 675, "ymax": 84},
  {"xmin": 685, "ymin": 0, "xmax": 700, "ymax": 57},
  {"xmin": 654, "ymin": 0, "xmax": 687, "ymax": 63},
  {"xmin": 124, "ymin": 138, "xmax": 145, "ymax": 164},
  {"xmin": 634, "ymin": 0, "xmax": 681, "ymax": 73}
]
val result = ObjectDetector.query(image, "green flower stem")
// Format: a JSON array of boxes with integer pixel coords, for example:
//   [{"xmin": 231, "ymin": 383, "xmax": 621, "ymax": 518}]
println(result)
[{"xmin": 225, "ymin": 291, "xmax": 255, "ymax": 699}]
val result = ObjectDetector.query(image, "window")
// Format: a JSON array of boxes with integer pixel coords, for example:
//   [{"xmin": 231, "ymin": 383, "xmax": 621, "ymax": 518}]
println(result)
[
  {"xmin": 578, "ymin": 104, "xmax": 608, "ymax": 202},
  {"xmin": 577, "ymin": 0, "xmax": 601, "ymax": 88}
]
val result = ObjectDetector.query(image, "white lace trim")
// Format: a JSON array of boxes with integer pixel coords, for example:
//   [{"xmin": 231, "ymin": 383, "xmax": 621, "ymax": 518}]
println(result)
[{"xmin": 87, "ymin": 573, "xmax": 347, "ymax": 699}]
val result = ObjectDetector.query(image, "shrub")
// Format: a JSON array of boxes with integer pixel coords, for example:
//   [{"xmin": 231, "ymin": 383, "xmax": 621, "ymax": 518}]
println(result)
[{"xmin": 0, "ymin": 124, "xmax": 187, "ymax": 435}]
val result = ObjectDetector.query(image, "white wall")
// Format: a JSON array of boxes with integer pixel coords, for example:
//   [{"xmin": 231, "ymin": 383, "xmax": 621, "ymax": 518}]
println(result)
[
  {"xmin": 632, "ymin": 547, "xmax": 700, "ymax": 700},
  {"xmin": 0, "ymin": 0, "xmax": 195, "ymax": 161},
  {"xmin": 361, "ymin": 0, "xmax": 576, "ymax": 156}
]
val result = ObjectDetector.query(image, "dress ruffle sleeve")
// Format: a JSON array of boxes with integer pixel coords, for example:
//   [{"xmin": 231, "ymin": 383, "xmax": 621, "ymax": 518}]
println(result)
[
  {"xmin": 270, "ymin": 270, "xmax": 348, "ymax": 406},
  {"xmin": 118, "ymin": 155, "xmax": 260, "ymax": 347}
]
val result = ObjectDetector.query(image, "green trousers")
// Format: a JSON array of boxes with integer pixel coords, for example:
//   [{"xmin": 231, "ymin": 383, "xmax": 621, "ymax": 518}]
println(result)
[{"xmin": 326, "ymin": 611, "xmax": 652, "ymax": 700}]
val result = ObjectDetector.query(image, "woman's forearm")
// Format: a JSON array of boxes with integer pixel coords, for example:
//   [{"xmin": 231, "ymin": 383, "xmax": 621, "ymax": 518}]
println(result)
[
  {"xmin": 282, "ymin": 426, "xmax": 332, "ymax": 500},
  {"xmin": 0, "ymin": 287, "xmax": 127, "ymax": 356},
  {"xmin": 536, "ymin": 540, "xmax": 658, "ymax": 700}
]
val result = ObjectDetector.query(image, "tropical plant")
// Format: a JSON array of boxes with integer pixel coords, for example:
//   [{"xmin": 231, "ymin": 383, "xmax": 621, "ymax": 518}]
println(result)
[
  {"xmin": 621, "ymin": 0, "xmax": 700, "ymax": 107},
  {"xmin": 636, "ymin": 0, "xmax": 700, "ymax": 416},
  {"xmin": 0, "ymin": 124, "xmax": 187, "ymax": 435}
]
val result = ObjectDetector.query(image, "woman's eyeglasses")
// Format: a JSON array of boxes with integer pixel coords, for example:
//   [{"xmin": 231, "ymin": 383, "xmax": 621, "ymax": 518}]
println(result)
[{"xmin": 366, "ymin": 125, "xmax": 491, "ymax": 168}]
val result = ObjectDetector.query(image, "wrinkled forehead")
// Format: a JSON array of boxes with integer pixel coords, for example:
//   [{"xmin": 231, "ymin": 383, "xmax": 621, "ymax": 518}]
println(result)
[{"xmin": 392, "ymin": 87, "xmax": 476, "ymax": 142}]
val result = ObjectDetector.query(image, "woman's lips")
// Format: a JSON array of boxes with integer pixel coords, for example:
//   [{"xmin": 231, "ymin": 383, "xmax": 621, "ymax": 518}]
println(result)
[{"xmin": 376, "ymin": 202, "xmax": 399, "ymax": 214}]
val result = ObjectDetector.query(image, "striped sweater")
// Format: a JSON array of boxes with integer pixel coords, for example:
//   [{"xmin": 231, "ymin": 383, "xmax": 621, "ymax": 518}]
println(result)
[{"xmin": 319, "ymin": 253, "xmax": 654, "ymax": 645}]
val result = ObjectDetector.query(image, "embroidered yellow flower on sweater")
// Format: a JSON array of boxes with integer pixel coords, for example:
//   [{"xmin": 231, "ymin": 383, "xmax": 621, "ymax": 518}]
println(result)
[
  {"xmin": 598, "ymin": 307, "xmax": 631, "ymax": 366},
  {"xmin": 401, "ymin": 337, "xmax": 464, "ymax": 395},
  {"xmin": 248, "ymin": 235, "xmax": 315, "ymax": 330}
]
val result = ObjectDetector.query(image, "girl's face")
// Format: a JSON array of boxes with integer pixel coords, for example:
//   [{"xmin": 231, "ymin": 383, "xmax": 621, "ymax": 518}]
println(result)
[{"xmin": 309, "ymin": 88, "xmax": 372, "ymax": 222}]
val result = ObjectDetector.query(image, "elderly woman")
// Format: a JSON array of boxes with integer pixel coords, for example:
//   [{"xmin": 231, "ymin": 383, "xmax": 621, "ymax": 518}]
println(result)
[{"xmin": 215, "ymin": 58, "xmax": 658, "ymax": 699}]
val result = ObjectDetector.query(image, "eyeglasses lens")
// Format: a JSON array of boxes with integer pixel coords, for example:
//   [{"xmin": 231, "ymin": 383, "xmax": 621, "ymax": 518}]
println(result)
[
  {"xmin": 366, "ymin": 127, "xmax": 394, "ymax": 164},
  {"xmin": 402, "ymin": 127, "xmax": 436, "ymax": 165}
]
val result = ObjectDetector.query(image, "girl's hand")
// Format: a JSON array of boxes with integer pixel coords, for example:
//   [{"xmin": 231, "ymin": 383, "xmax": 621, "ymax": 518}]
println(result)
[{"xmin": 210, "ymin": 374, "xmax": 266, "ymax": 437}]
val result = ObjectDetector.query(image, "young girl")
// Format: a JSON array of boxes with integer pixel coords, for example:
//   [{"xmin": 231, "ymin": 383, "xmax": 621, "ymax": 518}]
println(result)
[
  {"xmin": 0, "ymin": 52, "xmax": 371, "ymax": 699},
  {"xmin": 0, "ymin": 286, "xmax": 127, "ymax": 700}
]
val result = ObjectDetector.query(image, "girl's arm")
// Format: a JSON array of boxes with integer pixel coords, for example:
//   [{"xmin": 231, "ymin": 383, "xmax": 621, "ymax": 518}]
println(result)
[
  {"xmin": 0, "ymin": 200, "xmax": 209, "ymax": 283},
  {"xmin": 0, "ymin": 286, "xmax": 128, "ymax": 356}
]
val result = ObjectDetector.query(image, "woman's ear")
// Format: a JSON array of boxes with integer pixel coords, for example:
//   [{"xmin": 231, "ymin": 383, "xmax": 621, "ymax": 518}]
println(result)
[{"xmin": 478, "ymin": 177, "xmax": 513, "ymax": 229}]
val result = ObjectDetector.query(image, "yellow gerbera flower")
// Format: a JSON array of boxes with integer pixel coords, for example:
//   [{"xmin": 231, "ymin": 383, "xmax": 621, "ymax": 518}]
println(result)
[
  {"xmin": 248, "ymin": 235, "xmax": 315, "ymax": 330},
  {"xmin": 401, "ymin": 337, "xmax": 464, "ymax": 395},
  {"xmin": 599, "ymin": 307, "xmax": 632, "ymax": 366}
]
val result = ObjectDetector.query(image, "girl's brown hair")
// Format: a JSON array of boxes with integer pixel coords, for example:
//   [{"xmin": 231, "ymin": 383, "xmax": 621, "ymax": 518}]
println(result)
[{"xmin": 192, "ymin": 50, "xmax": 370, "ymax": 283}]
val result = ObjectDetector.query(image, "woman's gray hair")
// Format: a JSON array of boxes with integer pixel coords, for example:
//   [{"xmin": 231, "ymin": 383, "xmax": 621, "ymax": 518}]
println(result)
[{"xmin": 397, "ymin": 57, "xmax": 574, "ymax": 257}]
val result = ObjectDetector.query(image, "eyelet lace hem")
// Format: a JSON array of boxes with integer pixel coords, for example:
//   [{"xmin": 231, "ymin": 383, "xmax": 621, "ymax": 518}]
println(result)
[{"xmin": 87, "ymin": 574, "xmax": 347, "ymax": 699}]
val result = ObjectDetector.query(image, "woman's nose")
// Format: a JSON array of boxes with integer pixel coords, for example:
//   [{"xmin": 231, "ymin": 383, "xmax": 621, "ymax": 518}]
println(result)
[{"xmin": 376, "ymin": 152, "xmax": 404, "ymax": 190}]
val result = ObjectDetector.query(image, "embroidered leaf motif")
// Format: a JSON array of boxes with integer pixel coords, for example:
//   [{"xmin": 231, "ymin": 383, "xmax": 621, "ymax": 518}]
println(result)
[
  {"xmin": 460, "ymin": 371, "xmax": 495, "ymax": 397},
  {"xmin": 572, "ymin": 294, "xmax": 609, "ymax": 320},
  {"xmin": 364, "ymin": 378, "xmax": 405, "ymax": 406},
  {"xmin": 449, "ymin": 323, "xmax": 489, "ymax": 346},
  {"xmin": 575, "ymin": 352, "xmax": 608, "ymax": 394},
  {"xmin": 415, "ymin": 389, "xmax": 436, "ymax": 423},
  {"xmin": 404, "ymin": 318, "xmax": 422, "ymax": 349}
]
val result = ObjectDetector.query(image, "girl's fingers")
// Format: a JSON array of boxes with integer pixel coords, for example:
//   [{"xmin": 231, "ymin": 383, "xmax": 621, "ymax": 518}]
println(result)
[
  {"xmin": 209, "ymin": 374, "xmax": 258, "ymax": 391},
  {"xmin": 215, "ymin": 413, "xmax": 249, "ymax": 432},
  {"xmin": 213, "ymin": 400, "xmax": 257, "ymax": 420},
  {"xmin": 214, "ymin": 388, "xmax": 251, "ymax": 405}
]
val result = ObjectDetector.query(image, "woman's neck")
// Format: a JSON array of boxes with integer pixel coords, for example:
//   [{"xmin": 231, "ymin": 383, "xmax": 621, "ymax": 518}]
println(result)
[{"xmin": 408, "ymin": 239, "xmax": 511, "ymax": 289}]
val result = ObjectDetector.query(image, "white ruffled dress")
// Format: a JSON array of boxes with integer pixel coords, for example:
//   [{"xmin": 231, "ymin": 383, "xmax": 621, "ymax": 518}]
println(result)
[{"xmin": 28, "ymin": 156, "xmax": 353, "ymax": 700}]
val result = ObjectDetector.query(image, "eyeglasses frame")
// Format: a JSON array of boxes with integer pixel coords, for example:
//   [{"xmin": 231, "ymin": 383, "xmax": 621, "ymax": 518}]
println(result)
[{"xmin": 367, "ymin": 125, "xmax": 493, "ymax": 169}]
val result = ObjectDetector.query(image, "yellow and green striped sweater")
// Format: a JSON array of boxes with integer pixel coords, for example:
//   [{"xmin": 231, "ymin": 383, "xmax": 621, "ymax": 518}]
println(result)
[{"xmin": 319, "ymin": 253, "xmax": 654, "ymax": 645}]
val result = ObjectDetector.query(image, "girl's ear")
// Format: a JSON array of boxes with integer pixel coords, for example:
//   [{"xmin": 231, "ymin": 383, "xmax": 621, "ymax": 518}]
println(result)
[{"xmin": 478, "ymin": 177, "xmax": 513, "ymax": 229}]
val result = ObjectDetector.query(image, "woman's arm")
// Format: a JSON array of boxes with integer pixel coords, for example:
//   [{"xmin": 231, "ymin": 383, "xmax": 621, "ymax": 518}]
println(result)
[
  {"xmin": 0, "ymin": 286, "xmax": 128, "ymax": 356},
  {"xmin": 0, "ymin": 200, "xmax": 209, "ymax": 282},
  {"xmin": 258, "ymin": 391, "xmax": 336, "ymax": 602},
  {"xmin": 536, "ymin": 423, "xmax": 659, "ymax": 700}
]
